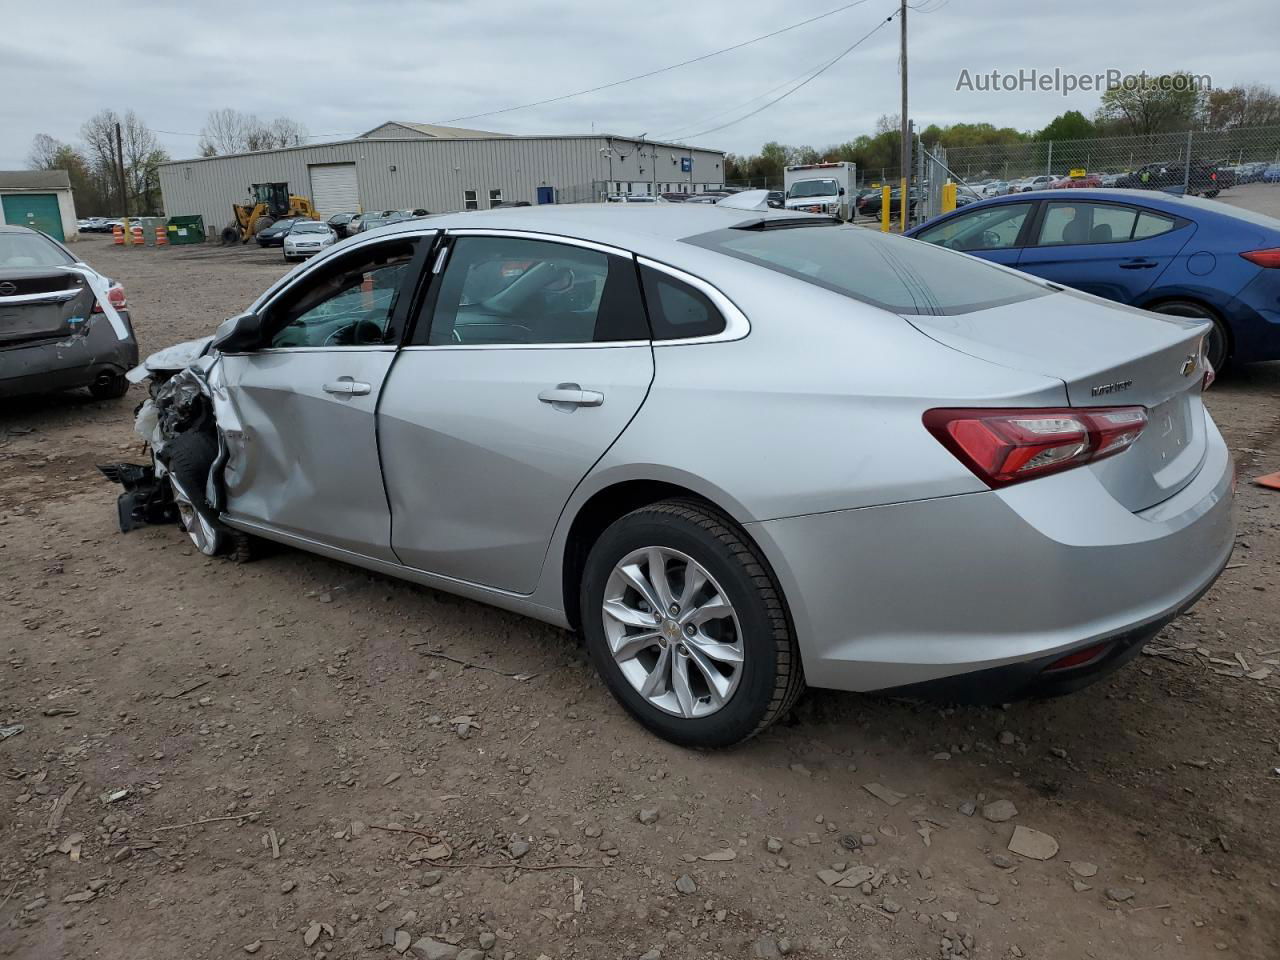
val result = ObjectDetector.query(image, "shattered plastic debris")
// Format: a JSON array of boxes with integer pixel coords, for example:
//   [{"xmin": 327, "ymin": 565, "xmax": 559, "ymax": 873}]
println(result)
[{"xmin": 0, "ymin": 723, "xmax": 25, "ymax": 741}]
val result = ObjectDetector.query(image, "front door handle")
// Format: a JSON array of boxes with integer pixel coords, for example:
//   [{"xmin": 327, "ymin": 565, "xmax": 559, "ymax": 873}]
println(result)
[
  {"xmin": 538, "ymin": 383, "xmax": 605, "ymax": 408},
  {"xmin": 323, "ymin": 378, "xmax": 372, "ymax": 396},
  {"xmin": 1119, "ymin": 258, "xmax": 1158, "ymax": 269}
]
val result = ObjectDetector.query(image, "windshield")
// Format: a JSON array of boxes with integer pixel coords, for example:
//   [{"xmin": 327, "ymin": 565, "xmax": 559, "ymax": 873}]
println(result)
[
  {"xmin": 787, "ymin": 179, "xmax": 839, "ymax": 199},
  {"xmin": 0, "ymin": 231, "xmax": 75, "ymax": 269},
  {"xmin": 293, "ymin": 223, "xmax": 329, "ymax": 233},
  {"xmin": 685, "ymin": 224, "xmax": 1049, "ymax": 315}
]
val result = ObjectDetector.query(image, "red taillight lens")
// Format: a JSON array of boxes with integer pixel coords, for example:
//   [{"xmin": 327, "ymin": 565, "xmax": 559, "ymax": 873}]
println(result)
[
  {"xmin": 1044, "ymin": 642, "xmax": 1109, "ymax": 672},
  {"xmin": 1241, "ymin": 247, "xmax": 1280, "ymax": 268},
  {"xmin": 92, "ymin": 282, "xmax": 127, "ymax": 313},
  {"xmin": 923, "ymin": 406, "xmax": 1149, "ymax": 488}
]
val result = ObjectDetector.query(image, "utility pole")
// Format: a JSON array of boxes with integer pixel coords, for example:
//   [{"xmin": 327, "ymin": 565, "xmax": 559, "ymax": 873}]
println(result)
[
  {"xmin": 899, "ymin": 0, "xmax": 911, "ymax": 231},
  {"xmin": 114, "ymin": 121, "xmax": 129, "ymax": 221}
]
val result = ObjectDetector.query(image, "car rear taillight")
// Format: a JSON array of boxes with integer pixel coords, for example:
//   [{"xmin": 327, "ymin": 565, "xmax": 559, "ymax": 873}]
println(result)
[
  {"xmin": 923, "ymin": 406, "xmax": 1149, "ymax": 488},
  {"xmin": 1241, "ymin": 247, "xmax": 1280, "ymax": 268},
  {"xmin": 92, "ymin": 282, "xmax": 127, "ymax": 313}
]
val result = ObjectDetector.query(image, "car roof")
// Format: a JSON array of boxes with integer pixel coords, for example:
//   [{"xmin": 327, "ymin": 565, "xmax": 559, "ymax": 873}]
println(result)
[{"xmin": 361, "ymin": 203, "xmax": 822, "ymax": 254}]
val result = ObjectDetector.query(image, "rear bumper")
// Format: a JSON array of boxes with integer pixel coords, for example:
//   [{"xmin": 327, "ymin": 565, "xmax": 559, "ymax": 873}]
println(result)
[
  {"xmin": 0, "ymin": 312, "xmax": 138, "ymax": 398},
  {"xmin": 749, "ymin": 410, "xmax": 1235, "ymax": 696}
]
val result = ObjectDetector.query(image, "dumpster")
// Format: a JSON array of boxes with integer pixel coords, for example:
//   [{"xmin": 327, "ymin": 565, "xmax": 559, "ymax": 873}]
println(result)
[{"xmin": 166, "ymin": 215, "xmax": 206, "ymax": 245}]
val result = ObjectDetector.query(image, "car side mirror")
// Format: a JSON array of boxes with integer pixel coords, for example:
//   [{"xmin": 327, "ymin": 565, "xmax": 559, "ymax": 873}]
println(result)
[
  {"xmin": 839, "ymin": 187, "xmax": 846, "ymax": 195},
  {"xmin": 212, "ymin": 310, "xmax": 266, "ymax": 353}
]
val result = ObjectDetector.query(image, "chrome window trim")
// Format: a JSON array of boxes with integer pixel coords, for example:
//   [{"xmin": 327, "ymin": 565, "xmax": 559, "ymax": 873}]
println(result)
[
  {"xmin": 250, "ymin": 228, "xmax": 439, "ymax": 313},
  {"xmin": 399, "ymin": 340, "xmax": 650, "ymax": 353},
  {"xmin": 230, "ymin": 345, "xmax": 398, "ymax": 356},
  {"xmin": 443, "ymin": 228, "xmax": 632, "ymax": 259},
  {"xmin": 635, "ymin": 256, "xmax": 750, "ymax": 345},
  {"xmin": 416, "ymin": 229, "xmax": 649, "ymax": 349}
]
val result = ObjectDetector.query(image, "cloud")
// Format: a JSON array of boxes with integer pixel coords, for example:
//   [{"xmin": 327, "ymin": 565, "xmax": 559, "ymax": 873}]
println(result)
[{"xmin": 0, "ymin": 0, "xmax": 1273, "ymax": 168}]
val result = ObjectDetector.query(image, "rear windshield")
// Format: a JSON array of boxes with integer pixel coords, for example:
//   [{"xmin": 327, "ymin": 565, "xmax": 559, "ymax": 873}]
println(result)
[
  {"xmin": 1165, "ymin": 193, "xmax": 1280, "ymax": 230},
  {"xmin": 0, "ymin": 231, "xmax": 75, "ymax": 269},
  {"xmin": 293, "ymin": 223, "xmax": 329, "ymax": 233},
  {"xmin": 684, "ymin": 224, "xmax": 1050, "ymax": 315}
]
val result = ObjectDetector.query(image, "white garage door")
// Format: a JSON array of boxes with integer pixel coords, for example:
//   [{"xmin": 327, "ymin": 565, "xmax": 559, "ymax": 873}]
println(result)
[{"xmin": 308, "ymin": 164, "xmax": 359, "ymax": 218}]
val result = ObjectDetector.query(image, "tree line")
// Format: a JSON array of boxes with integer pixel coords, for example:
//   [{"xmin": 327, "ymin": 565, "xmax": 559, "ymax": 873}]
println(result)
[
  {"xmin": 724, "ymin": 76, "xmax": 1280, "ymax": 184},
  {"xmin": 25, "ymin": 109, "xmax": 308, "ymax": 217}
]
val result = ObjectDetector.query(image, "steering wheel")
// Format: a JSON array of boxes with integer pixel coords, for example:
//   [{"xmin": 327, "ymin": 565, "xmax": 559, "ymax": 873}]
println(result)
[
  {"xmin": 541, "ymin": 267, "xmax": 576, "ymax": 294},
  {"xmin": 324, "ymin": 319, "xmax": 385, "ymax": 347}
]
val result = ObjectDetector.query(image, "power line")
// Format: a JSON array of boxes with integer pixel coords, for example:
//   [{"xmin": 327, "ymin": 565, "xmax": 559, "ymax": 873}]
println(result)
[
  {"xmin": 431, "ymin": 0, "xmax": 877, "ymax": 125},
  {"xmin": 152, "ymin": 128, "xmax": 358, "ymax": 139},
  {"xmin": 661, "ymin": 7, "xmax": 900, "ymax": 142}
]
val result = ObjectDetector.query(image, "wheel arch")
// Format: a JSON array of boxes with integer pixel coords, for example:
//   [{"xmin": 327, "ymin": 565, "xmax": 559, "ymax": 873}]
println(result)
[
  {"xmin": 558, "ymin": 475, "xmax": 775, "ymax": 634},
  {"xmin": 1138, "ymin": 293, "xmax": 1233, "ymax": 364}
]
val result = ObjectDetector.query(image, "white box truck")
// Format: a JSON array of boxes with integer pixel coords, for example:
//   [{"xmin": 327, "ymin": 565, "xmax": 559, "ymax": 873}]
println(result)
[{"xmin": 783, "ymin": 162, "xmax": 856, "ymax": 220}]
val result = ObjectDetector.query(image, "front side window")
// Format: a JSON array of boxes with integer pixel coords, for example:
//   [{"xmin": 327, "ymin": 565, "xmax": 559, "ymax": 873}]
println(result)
[
  {"xmin": 464, "ymin": 189, "xmax": 478, "ymax": 211},
  {"xmin": 422, "ymin": 236, "xmax": 647, "ymax": 346},
  {"xmin": 915, "ymin": 202, "xmax": 1033, "ymax": 251},
  {"xmin": 265, "ymin": 240, "xmax": 416, "ymax": 348},
  {"xmin": 1036, "ymin": 202, "xmax": 1138, "ymax": 245}
]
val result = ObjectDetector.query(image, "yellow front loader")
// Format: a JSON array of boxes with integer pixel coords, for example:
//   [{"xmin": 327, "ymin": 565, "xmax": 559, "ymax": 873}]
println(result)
[{"xmin": 220, "ymin": 182, "xmax": 319, "ymax": 245}]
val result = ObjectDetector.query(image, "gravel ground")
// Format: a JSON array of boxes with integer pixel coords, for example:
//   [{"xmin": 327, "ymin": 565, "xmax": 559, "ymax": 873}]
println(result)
[{"xmin": 2, "ymin": 234, "xmax": 1279, "ymax": 960}]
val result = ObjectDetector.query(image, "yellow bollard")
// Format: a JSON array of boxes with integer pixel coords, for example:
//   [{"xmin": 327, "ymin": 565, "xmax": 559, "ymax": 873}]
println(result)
[
  {"xmin": 942, "ymin": 182, "xmax": 957, "ymax": 214},
  {"xmin": 880, "ymin": 185, "xmax": 891, "ymax": 232}
]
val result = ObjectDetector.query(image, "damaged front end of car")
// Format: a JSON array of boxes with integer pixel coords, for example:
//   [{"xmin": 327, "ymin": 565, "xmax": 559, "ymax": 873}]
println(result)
[{"xmin": 97, "ymin": 335, "xmax": 235, "ymax": 556}]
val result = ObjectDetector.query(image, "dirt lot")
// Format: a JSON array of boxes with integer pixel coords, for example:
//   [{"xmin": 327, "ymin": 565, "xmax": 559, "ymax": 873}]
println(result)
[{"xmin": 2, "ymin": 234, "xmax": 1279, "ymax": 960}]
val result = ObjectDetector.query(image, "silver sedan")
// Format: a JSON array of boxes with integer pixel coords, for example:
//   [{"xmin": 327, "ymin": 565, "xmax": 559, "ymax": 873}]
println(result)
[
  {"xmin": 282, "ymin": 220, "xmax": 338, "ymax": 261},
  {"xmin": 105, "ymin": 204, "xmax": 1234, "ymax": 747}
]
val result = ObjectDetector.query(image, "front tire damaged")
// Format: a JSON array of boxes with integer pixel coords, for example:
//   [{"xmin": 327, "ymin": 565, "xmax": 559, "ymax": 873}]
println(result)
[{"xmin": 97, "ymin": 342, "xmax": 243, "ymax": 559}]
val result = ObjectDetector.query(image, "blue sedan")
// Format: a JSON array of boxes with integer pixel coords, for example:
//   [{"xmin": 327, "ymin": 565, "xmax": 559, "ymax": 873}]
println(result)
[{"xmin": 907, "ymin": 189, "xmax": 1280, "ymax": 371}]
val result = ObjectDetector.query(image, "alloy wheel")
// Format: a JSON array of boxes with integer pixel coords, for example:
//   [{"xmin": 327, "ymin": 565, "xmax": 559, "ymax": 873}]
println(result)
[{"xmin": 601, "ymin": 546, "xmax": 744, "ymax": 719}]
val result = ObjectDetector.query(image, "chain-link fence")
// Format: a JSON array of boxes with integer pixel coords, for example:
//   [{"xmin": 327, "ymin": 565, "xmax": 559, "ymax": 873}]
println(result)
[{"xmin": 927, "ymin": 126, "xmax": 1280, "ymax": 209}]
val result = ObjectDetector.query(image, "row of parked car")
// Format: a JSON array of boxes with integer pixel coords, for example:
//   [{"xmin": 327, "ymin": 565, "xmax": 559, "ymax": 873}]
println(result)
[{"xmin": 960, "ymin": 159, "xmax": 1280, "ymax": 201}]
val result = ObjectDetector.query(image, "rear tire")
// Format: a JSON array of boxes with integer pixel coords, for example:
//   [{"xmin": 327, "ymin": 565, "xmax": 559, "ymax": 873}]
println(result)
[
  {"xmin": 1150, "ymin": 299, "xmax": 1230, "ymax": 375},
  {"xmin": 220, "ymin": 225, "xmax": 240, "ymax": 245},
  {"xmin": 88, "ymin": 373, "xmax": 129, "ymax": 400},
  {"xmin": 579, "ymin": 499, "xmax": 804, "ymax": 748}
]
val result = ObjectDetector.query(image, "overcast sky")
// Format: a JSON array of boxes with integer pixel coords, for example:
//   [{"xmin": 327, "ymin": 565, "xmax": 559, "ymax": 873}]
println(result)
[{"xmin": 2, "ymin": 0, "xmax": 1275, "ymax": 168}]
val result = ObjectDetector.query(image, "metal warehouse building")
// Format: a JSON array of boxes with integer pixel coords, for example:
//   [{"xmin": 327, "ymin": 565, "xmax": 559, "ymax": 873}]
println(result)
[{"xmin": 158, "ymin": 121, "xmax": 727, "ymax": 230}]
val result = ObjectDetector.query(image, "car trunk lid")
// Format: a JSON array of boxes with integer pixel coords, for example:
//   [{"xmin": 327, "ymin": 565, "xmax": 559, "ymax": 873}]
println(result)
[
  {"xmin": 0, "ymin": 268, "xmax": 95, "ymax": 345},
  {"xmin": 904, "ymin": 289, "xmax": 1210, "ymax": 511}
]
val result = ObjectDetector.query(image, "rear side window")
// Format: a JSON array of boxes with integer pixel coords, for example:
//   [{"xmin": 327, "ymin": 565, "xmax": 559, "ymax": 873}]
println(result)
[
  {"xmin": 640, "ymin": 267, "xmax": 726, "ymax": 340},
  {"xmin": 1036, "ymin": 202, "xmax": 1139, "ymax": 245},
  {"xmin": 1133, "ymin": 210, "xmax": 1177, "ymax": 239},
  {"xmin": 685, "ymin": 224, "xmax": 1047, "ymax": 315},
  {"xmin": 422, "ymin": 235, "xmax": 648, "ymax": 345}
]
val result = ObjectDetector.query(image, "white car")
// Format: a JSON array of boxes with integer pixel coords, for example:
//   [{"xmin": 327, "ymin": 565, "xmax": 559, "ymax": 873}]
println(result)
[{"xmin": 283, "ymin": 221, "xmax": 338, "ymax": 261}]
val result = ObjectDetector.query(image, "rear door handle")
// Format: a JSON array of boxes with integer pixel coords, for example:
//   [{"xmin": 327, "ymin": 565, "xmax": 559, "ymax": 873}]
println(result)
[
  {"xmin": 1119, "ymin": 258, "xmax": 1158, "ymax": 269},
  {"xmin": 323, "ymin": 378, "xmax": 372, "ymax": 396},
  {"xmin": 538, "ymin": 383, "xmax": 604, "ymax": 408}
]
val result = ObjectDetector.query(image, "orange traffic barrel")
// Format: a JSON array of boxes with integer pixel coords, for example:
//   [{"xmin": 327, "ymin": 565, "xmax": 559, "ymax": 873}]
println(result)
[
  {"xmin": 130, "ymin": 224, "xmax": 145, "ymax": 245},
  {"xmin": 112, "ymin": 225, "xmax": 124, "ymax": 245},
  {"xmin": 155, "ymin": 226, "xmax": 168, "ymax": 246}
]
